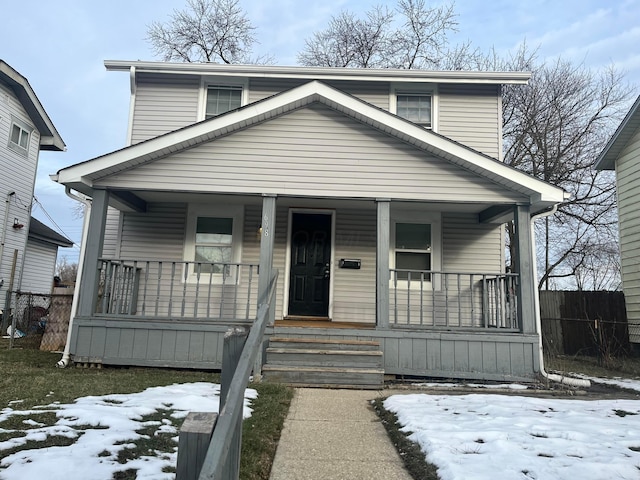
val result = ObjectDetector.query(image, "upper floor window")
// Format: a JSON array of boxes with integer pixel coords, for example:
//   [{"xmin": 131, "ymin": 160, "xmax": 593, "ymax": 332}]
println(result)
[
  {"xmin": 396, "ymin": 94, "xmax": 432, "ymax": 128},
  {"xmin": 8, "ymin": 117, "xmax": 32, "ymax": 156},
  {"xmin": 205, "ymin": 85, "xmax": 243, "ymax": 119}
]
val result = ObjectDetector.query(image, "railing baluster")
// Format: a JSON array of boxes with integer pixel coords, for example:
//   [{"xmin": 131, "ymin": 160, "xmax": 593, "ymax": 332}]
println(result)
[
  {"xmin": 419, "ymin": 272, "xmax": 424, "ymax": 326},
  {"xmin": 207, "ymin": 263, "xmax": 213, "ymax": 319},
  {"xmin": 393, "ymin": 270, "xmax": 398, "ymax": 325},
  {"xmin": 155, "ymin": 262, "xmax": 162, "ymax": 317},
  {"xmin": 194, "ymin": 263, "xmax": 201, "ymax": 318},
  {"xmin": 482, "ymin": 275, "xmax": 488, "ymax": 328},
  {"xmin": 233, "ymin": 264, "xmax": 239, "ymax": 320},
  {"xmin": 469, "ymin": 274, "xmax": 475, "ymax": 327},
  {"xmin": 181, "ymin": 261, "xmax": 188, "ymax": 317},
  {"xmin": 457, "ymin": 273, "xmax": 462, "ymax": 327},
  {"xmin": 406, "ymin": 271, "xmax": 411, "ymax": 325},
  {"xmin": 141, "ymin": 261, "xmax": 149, "ymax": 316},
  {"xmin": 246, "ymin": 265, "xmax": 254, "ymax": 320},
  {"xmin": 444, "ymin": 273, "xmax": 449, "ymax": 327},
  {"xmin": 431, "ymin": 271, "xmax": 436, "ymax": 326},
  {"xmin": 220, "ymin": 264, "xmax": 226, "ymax": 319}
]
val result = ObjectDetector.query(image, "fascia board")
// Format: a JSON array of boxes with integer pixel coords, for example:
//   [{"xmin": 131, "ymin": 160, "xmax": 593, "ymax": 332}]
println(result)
[
  {"xmin": 104, "ymin": 60, "xmax": 531, "ymax": 85},
  {"xmin": 594, "ymin": 95, "xmax": 640, "ymax": 170}
]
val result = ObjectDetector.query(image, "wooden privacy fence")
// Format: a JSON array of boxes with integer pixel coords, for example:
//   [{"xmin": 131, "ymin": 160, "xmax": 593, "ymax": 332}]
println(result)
[{"xmin": 539, "ymin": 290, "xmax": 629, "ymax": 356}]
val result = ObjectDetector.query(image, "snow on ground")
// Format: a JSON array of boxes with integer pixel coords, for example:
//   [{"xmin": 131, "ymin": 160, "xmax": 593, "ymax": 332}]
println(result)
[
  {"xmin": 568, "ymin": 374, "xmax": 640, "ymax": 393},
  {"xmin": 385, "ymin": 392, "xmax": 640, "ymax": 480},
  {"xmin": 0, "ymin": 383, "xmax": 256, "ymax": 480}
]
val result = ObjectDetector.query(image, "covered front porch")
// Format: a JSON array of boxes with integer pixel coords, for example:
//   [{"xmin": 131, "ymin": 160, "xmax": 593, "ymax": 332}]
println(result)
[{"xmin": 68, "ymin": 190, "xmax": 540, "ymax": 381}]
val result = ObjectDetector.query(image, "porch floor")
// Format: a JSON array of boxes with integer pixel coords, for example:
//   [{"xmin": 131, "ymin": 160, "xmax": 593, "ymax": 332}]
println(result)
[{"xmin": 275, "ymin": 320, "xmax": 375, "ymax": 329}]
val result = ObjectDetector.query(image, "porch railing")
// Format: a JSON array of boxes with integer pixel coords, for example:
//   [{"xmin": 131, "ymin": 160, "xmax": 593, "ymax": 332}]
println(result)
[
  {"xmin": 390, "ymin": 270, "xmax": 519, "ymax": 330},
  {"xmin": 97, "ymin": 259, "xmax": 259, "ymax": 321}
]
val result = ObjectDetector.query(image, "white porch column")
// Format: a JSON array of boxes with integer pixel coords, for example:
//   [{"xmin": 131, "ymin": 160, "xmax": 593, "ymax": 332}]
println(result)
[
  {"xmin": 376, "ymin": 199, "xmax": 390, "ymax": 329},
  {"xmin": 257, "ymin": 194, "xmax": 277, "ymax": 319},
  {"xmin": 514, "ymin": 204, "xmax": 537, "ymax": 334},
  {"xmin": 76, "ymin": 189, "xmax": 109, "ymax": 317}
]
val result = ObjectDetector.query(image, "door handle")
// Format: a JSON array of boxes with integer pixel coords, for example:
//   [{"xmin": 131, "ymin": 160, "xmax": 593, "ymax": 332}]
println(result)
[{"xmin": 323, "ymin": 263, "xmax": 331, "ymax": 279}]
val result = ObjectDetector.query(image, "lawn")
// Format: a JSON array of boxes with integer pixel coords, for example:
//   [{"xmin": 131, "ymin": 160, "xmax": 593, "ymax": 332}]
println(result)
[{"xmin": 0, "ymin": 342, "xmax": 293, "ymax": 479}]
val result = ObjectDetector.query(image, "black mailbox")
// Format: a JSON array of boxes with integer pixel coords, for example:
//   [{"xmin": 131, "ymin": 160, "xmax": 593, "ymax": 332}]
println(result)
[{"xmin": 339, "ymin": 259, "xmax": 361, "ymax": 269}]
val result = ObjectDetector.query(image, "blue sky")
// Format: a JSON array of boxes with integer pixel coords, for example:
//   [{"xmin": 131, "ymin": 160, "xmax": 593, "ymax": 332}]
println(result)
[{"xmin": 1, "ymin": 0, "xmax": 639, "ymax": 264}]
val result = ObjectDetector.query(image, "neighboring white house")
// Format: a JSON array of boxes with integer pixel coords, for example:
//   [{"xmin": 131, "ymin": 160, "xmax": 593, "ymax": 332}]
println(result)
[
  {"xmin": 0, "ymin": 60, "xmax": 67, "ymax": 296},
  {"xmin": 21, "ymin": 217, "xmax": 73, "ymax": 293},
  {"xmin": 54, "ymin": 61, "xmax": 567, "ymax": 383},
  {"xmin": 595, "ymin": 95, "xmax": 640, "ymax": 351}
]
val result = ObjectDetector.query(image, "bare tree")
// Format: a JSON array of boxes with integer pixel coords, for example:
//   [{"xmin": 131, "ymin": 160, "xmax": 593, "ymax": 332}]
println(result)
[
  {"xmin": 298, "ymin": 0, "xmax": 460, "ymax": 69},
  {"xmin": 147, "ymin": 0, "xmax": 269, "ymax": 64},
  {"xmin": 56, "ymin": 256, "xmax": 78, "ymax": 286},
  {"xmin": 501, "ymin": 47, "xmax": 634, "ymax": 290}
]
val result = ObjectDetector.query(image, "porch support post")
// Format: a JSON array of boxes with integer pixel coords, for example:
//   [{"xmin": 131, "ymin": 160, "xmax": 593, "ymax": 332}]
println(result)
[
  {"xmin": 514, "ymin": 204, "xmax": 536, "ymax": 334},
  {"xmin": 76, "ymin": 189, "xmax": 110, "ymax": 317},
  {"xmin": 257, "ymin": 194, "xmax": 277, "ymax": 318},
  {"xmin": 376, "ymin": 199, "xmax": 390, "ymax": 329}
]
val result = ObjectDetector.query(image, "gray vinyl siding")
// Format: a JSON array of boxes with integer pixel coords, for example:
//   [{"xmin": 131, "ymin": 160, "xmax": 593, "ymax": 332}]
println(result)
[
  {"xmin": 333, "ymin": 208, "xmax": 377, "ymax": 323},
  {"xmin": 119, "ymin": 203, "xmax": 187, "ymax": 260},
  {"xmin": 21, "ymin": 238, "xmax": 57, "ymax": 293},
  {"xmin": 438, "ymin": 84, "xmax": 501, "ymax": 159},
  {"xmin": 130, "ymin": 73, "xmax": 200, "ymax": 144},
  {"xmin": 101, "ymin": 207, "xmax": 121, "ymax": 257},
  {"xmin": 99, "ymin": 103, "xmax": 525, "ymax": 204},
  {"xmin": 248, "ymin": 78, "xmax": 390, "ymax": 110},
  {"xmin": 0, "ymin": 83, "xmax": 41, "ymax": 293},
  {"xmin": 442, "ymin": 212, "xmax": 503, "ymax": 271},
  {"xmin": 615, "ymin": 127, "xmax": 640, "ymax": 342}
]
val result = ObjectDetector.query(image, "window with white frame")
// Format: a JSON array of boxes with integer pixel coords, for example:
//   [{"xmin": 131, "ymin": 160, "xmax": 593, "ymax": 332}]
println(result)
[
  {"xmin": 205, "ymin": 85, "xmax": 243, "ymax": 119},
  {"xmin": 396, "ymin": 93, "xmax": 432, "ymax": 128},
  {"xmin": 391, "ymin": 212, "xmax": 441, "ymax": 283},
  {"xmin": 8, "ymin": 117, "xmax": 32, "ymax": 156},
  {"xmin": 184, "ymin": 204, "xmax": 243, "ymax": 281}
]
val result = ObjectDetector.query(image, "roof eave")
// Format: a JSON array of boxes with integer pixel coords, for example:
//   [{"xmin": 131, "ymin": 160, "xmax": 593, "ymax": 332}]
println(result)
[
  {"xmin": 0, "ymin": 60, "xmax": 66, "ymax": 152},
  {"xmin": 104, "ymin": 60, "xmax": 531, "ymax": 85},
  {"xmin": 595, "ymin": 95, "xmax": 640, "ymax": 171}
]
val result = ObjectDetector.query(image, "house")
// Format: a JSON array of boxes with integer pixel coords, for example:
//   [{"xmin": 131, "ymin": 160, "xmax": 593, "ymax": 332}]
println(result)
[
  {"xmin": 53, "ymin": 61, "xmax": 566, "ymax": 383},
  {"xmin": 595, "ymin": 95, "xmax": 640, "ymax": 354},
  {"xmin": 0, "ymin": 60, "xmax": 66, "ymax": 299},
  {"xmin": 21, "ymin": 217, "xmax": 73, "ymax": 293}
]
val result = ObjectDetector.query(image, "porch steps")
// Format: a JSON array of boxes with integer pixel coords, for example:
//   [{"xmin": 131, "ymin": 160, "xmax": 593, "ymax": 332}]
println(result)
[{"xmin": 262, "ymin": 337, "xmax": 384, "ymax": 389}]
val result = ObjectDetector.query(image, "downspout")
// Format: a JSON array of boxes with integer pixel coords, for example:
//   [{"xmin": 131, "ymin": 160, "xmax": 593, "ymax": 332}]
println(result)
[
  {"xmin": 530, "ymin": 205, "xmax": 590, "ymax": 388},
  {"xmin": 56, "ymin": 187, "xmax": 91, "ymax": 368}
]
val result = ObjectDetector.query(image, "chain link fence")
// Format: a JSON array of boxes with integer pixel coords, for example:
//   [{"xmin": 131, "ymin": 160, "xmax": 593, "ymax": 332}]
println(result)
[{"xmin": 2, "ymin": 290, "xmax": 74, "ymax": 351}]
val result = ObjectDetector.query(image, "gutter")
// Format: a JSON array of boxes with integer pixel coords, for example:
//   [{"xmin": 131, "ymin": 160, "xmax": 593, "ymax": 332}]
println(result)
[
  {"xmin": 56, "ymin": 187, "xmax": 91, "ymax": 368},
  {"xmin": 530, "ymin": 206, "xmax": 590, "ymax": 388}
]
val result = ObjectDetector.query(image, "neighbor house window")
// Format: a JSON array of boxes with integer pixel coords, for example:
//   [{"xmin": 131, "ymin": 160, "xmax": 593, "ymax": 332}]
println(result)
[
  {"xmin": 205, "ymin": 85, "xmax": 243, "ymax": 119},
  {"xmin": 185, "ymin": 204, "xmax": 244, "ymax": 282},
  {"xmin": 396, "ymin": 94, "xmax": 432, "ymax": 128},
  {"xmin": 394, "ymin": 223, "xmax": 432, "ymax": 280},
  {"xmin": 8, "ymin": 117, "xmax": 32, "ymax": 156}
]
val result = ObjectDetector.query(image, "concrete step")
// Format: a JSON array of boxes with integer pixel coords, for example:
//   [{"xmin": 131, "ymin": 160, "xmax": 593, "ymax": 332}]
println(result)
[
  {"xmin": 266, "ymin": 347, "xmax": 383, "ymax": 368},
  {"xmin": 268, "ymin": 336, "xmax": 380, "ymax": 351},
  {"xmin": 262, "ymin": 365, "xmax": 384, "ymax": 389}
]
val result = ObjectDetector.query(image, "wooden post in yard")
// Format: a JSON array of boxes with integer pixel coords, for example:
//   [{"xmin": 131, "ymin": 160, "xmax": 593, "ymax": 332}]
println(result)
[
  {"xmin": 221, "ymin": 327, "xmax": 249, "ymax": 480},
  {"xmin": 176, "ymin": 412, "xmax": 219, "ymax": 480}
]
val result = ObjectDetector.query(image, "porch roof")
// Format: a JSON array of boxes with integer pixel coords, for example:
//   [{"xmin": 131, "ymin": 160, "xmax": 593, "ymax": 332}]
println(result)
[{"xmin": 53, "ymin": 80, "xmax": 566, "ymax": 212}]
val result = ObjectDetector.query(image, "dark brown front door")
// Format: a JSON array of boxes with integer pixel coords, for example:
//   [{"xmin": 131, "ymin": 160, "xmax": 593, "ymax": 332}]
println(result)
[{"xmin": 288, "ymin": 213, "xmax": 331, "ymax": 317}]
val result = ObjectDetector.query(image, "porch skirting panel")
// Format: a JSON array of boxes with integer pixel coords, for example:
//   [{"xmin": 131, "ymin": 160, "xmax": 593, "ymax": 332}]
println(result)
[
  {"xmin": 70, "ymin": 318, "xmax": 540, "ymax": 381},
  {"xmin": 70, "ymin": 317, "xmax": 240, "ymax": 369}
]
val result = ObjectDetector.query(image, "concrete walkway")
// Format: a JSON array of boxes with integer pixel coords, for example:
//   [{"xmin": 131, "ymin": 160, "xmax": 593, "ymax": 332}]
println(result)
[{"xmin": 269, "ymin": 388, "xmax": 413, "ymax": 480}]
